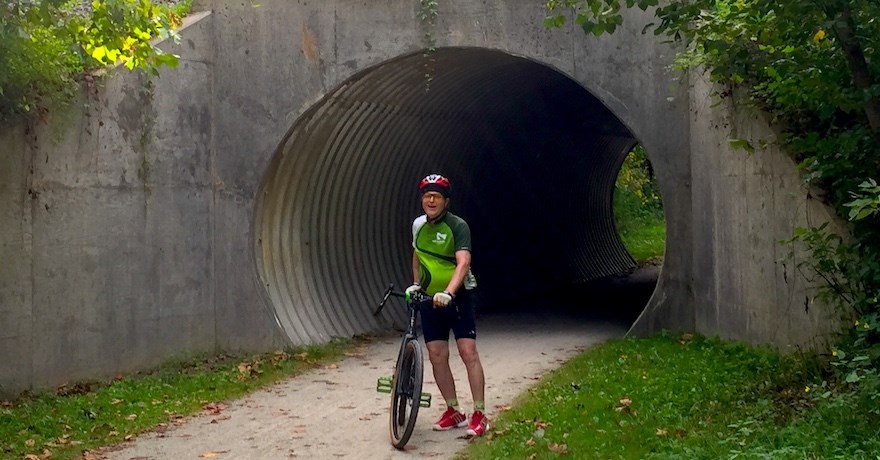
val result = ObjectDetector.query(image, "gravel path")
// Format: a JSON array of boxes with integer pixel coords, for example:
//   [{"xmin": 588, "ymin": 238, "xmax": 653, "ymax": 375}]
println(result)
[{"xmin": 97, "ymin": 312, "xmax": 627, "ymax": 460}]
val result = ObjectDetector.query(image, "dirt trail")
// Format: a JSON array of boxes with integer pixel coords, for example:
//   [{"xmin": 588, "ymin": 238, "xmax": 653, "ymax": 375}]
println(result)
[{"xmin": 100, "ymin": 313, "xmax": 627, "ymax": 460}]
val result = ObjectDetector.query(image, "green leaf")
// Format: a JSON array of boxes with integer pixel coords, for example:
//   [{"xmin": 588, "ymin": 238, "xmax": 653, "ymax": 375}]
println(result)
[
  {"xmin": 727, "ymin": 138, "xmax": 756, "ymax": 154},
  {"xmin": 845, "ymin": 371, "xmax": 860, "ymax": 383},
  {"xmin": 543, "ymin": 15, "xmax": 566, "ymax": 28}
]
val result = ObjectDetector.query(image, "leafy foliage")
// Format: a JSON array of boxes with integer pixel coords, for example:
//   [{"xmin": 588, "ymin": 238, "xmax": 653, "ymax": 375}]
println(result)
[
  {"xmin": 74, "ymin": 0, "xmax": 184, "ymax": 71},
  {"xmin": 614, "ymin": 145, "xmax": 665, "ymax": 263},
  {"xmin": 0, "ymin": 0, "xmax": 187, "ymax": 125}
]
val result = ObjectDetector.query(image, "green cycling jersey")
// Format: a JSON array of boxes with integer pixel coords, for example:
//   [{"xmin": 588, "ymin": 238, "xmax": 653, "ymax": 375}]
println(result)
[{"xmin": 412, "ymin": 212, "xmax": 478, "ymax": 295}]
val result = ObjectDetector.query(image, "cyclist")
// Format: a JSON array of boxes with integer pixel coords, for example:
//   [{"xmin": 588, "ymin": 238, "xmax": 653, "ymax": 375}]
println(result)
[{"xmin": 405, "ymin": 173, "xmax": 488, "ymax": 437}]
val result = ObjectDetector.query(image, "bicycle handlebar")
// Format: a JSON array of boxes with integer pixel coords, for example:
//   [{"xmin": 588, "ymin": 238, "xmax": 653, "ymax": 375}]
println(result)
[{"xmin": 373, "ymin": 283, "xmax": 431, "ymax": 316}]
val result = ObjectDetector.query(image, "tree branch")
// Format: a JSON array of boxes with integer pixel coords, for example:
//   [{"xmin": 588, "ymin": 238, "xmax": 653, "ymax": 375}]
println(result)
[{"xmin": 832, "ymin": 6, "xmax": 880, "ymax": 139}]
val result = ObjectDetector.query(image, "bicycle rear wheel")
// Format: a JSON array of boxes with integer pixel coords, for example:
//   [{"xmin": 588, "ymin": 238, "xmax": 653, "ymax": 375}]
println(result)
[{"xmin": 389, "ymin": 338, "xmax": 423, "ymax": 449}]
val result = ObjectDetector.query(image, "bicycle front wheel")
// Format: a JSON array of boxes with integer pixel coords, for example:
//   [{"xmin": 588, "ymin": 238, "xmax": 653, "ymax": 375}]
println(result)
[{"xmin": 389, "ymin": 338, "xmax": 423, "ymax": 449}]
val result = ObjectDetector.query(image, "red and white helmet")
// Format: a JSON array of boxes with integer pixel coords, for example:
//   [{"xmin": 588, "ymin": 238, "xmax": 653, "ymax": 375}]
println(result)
[{"xmin": 418, "ymin": 174, "xmax": 451, "ymax": 198}]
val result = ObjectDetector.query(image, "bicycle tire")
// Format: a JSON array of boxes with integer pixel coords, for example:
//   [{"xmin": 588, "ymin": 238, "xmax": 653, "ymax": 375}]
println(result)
[{"xmin": 389, "ymin": 338, "xmax": 423, "ymax": 449}]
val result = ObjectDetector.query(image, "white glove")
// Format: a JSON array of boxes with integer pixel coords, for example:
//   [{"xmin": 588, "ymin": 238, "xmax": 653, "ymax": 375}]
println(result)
[
  {"xmin": 433, "ymin": 291, "xmax": 453, "ymax": 308},
  {"xmin": 404, "ymin": 283, "xmax": 422, "ymax": 300}
]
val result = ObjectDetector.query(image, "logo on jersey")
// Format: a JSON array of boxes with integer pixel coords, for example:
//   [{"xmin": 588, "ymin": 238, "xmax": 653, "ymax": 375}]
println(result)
[{"xmin": 432, "ymin": 232, "xmax": 448, "ymax": 244}]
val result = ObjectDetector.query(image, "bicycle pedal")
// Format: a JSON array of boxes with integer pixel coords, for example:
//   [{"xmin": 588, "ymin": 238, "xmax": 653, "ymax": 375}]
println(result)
[
  {"xmin": 376, "ymin": 376, "xmax": 392, "ymax": 393},
  {"xmin": 419, "ymin": 392, "xmax": 432, "ymax": 407}
]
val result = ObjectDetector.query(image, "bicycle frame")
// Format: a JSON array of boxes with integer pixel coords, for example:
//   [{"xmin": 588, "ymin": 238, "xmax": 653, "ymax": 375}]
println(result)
[
  {"xmin": 374, "ymin": 284, "xmax": 430, "ymax": 401},
  {"xmin": 374, "ymin": 283, "xmax": 433, "ymax": 448}
]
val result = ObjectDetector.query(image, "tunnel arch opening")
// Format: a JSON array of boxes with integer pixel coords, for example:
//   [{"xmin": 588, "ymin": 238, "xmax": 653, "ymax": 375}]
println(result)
[
  {"xmin": 612, "ymin": 144, "xmax": 667, "ymax": 264},
  {"xmin": 254, "ymin": 47, "xmax": 657, "ymax": 345}
]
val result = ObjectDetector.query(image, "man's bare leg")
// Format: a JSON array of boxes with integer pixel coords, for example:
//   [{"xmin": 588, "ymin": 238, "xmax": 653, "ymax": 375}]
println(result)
[
  {"xmin": 426, "ymin": 340, "xmax": 458, "ymax": 403},
  {"xmin": 456, "ymin": 338, "xmax": 485, "ymax": 404}
]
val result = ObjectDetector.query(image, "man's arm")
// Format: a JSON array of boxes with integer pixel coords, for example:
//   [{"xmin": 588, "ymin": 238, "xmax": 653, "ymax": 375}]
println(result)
[
  {"xmin": 411, "ymin": 251, "xmax": 420, "ymax": 284},
  {"xmin": 445, "ymin": 249, "xmax": 471, "ymax": 295}
]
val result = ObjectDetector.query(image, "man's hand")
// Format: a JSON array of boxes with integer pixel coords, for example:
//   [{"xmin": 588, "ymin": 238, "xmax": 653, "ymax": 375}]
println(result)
[
  {"xmin": 404, "ymin": 283, "xmax": 422, "ymax": 301},
  {"xmin": 433, "ymin": 291, "xmax": 453, "ymax": 308}
]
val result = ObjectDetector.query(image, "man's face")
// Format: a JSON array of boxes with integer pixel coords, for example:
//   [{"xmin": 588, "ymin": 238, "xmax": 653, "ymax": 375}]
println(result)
[{"xmin": 421, "ymin": 191, "xmax": 447, "ymax": 220}]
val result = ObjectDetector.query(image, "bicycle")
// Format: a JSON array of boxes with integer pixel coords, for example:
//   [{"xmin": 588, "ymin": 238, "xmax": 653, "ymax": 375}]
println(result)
[{"xmin": 374, "ymin": 283, "xmax": 434, "ymax": 449}]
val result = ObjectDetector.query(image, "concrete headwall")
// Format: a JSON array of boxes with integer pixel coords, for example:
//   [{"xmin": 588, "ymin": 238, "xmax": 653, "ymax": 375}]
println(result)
[
  {"xmin": 630, "ymin": 76, "xmax": 842, "ymax": 348},
  {"xmin": 0, "ymin": 1, "xmax": 842, "ymax": 395},
  {"xmin": 0, "ymin": 12, "xmax": 286, "ymax": 395}
]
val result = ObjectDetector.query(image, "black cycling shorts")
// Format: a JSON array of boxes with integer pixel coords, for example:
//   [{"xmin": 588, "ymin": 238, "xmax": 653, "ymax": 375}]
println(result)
[{"xmin": 420, "ymin": 289, "xmax": 478, "ymax": 343}]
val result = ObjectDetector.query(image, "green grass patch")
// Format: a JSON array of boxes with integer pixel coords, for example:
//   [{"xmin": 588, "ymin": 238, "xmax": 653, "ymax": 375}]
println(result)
[
  {"xmin": 0, "ymin": 336, "xmax": 366, "ymax": 460},
  {"xmin": 459, "ymin": 333, "xmax": 880, "ymax": 459},
  {"xmin": 614, "ymin": 187, "xmax": 666, "ymax": 263}
]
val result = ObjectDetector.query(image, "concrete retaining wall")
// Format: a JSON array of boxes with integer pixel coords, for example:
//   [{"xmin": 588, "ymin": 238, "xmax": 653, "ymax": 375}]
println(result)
[
  {"xmin": 630, "ymin": 76, "xmax": 842, "ymax": 348},
  {"xmin": 0, "ymin": 1, "xmax": 842, "ymax": 395}
]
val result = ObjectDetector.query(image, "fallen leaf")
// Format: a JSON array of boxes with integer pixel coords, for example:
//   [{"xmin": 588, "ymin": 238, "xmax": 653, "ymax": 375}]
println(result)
[
  {"xmin": 526, "ymin": 437, "xmax": 536, "ymax": 446},
  {"xmin": 548, "ymin": 443, "xmax": 568, "ymax": 454},
  {"xmin": 126, "ymin": 414, "xmax": 138, "ymax": 420},
  {"xmin": 110, "ymin": 398, "xmax": 124, "ymax": 405},
  {"xmin": 200, "ymin": 451, "xmax": 228, "ymax": 458},
  {"xmin": 203, "ymin": 403, "xmax": 227, "ymax": 415},
  {"xmin": 656, "ymin": 428, "xmax": 668, "ymax": 436}
]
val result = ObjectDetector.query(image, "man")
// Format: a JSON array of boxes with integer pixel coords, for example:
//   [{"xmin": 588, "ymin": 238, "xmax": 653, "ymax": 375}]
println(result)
[{"xmin": 405, "ymin": 173, "xmax": 488, "ymax": 437}]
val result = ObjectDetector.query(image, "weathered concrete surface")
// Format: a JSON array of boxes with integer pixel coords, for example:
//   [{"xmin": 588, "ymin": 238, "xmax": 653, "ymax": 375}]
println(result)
[
  {"xmin": 630, "ymin": 77, "xmax": 842, "ymax": 348},
  {"xmin": 0, "ymin": 124, "xmax": 34, "ymax": 394},
  {"xmin": 0, "ymin": 0, "xmax": 843, "ymax": 396},
  {"xmin": 0, "ymin": 12, "xmax": 284, "ymax": 395}
]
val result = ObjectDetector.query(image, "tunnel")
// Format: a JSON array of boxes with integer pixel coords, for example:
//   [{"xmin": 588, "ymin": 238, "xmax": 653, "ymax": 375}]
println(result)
[{"xmin": 253, "ymin": 47, "xmax": 648, "ymax": 344}]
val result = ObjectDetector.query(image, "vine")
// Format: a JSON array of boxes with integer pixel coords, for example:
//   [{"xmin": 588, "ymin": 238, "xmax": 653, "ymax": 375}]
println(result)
[{"xmin": 417, "ymin": 0, "xmax": 438, "ymax": 91}]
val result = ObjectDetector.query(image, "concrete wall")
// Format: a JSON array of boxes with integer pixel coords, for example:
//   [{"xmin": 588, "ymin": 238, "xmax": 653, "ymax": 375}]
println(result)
[
  {"xmin": 0, "ymin": 0, "xmax": 843, "ymax": 395},
  {"xmin": 0, "ymin": 12, "xmax": 285, "ymax": 396},
  {"xmin": 630, "ymin": 75, "xmax": 842, "ymax": 349}
]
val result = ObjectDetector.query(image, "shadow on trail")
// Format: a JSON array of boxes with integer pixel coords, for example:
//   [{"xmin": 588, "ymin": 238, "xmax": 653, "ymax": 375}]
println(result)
[{"xmin": 476, "ymin": 264, "xmax": 660, "ymax": 331}]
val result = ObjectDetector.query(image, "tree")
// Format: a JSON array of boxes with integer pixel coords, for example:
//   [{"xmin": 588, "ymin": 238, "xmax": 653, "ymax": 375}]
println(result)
[
  {"xmin": 544, "ymin": 0, "xmax": 880, "ymax": 140},
  {"xmin": 0, "ymin": 0, "xmax": 184, "ymax": 124}
]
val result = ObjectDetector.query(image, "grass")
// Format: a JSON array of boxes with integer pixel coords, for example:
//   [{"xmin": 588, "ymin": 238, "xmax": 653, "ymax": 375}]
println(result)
[
  {"xmin": 0, "ymin": 336, "xmax": 366, "ymax": 460},
  {"xmin": 459, "ymin": 333, "xmax": 880, "ymax": 459},
  {"xmin": 613, "ymin": 184, "xmax": 666, "ymax": 264}
]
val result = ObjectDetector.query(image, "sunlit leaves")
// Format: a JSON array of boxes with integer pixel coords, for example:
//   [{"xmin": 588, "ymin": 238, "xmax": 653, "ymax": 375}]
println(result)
[
  {"xmin": 75, "ymin": 0, "xmax": 182, "ymax": 74},
  {"xmin": 0, "ymin": 0, "xmax": 185, "ymax": 124}
]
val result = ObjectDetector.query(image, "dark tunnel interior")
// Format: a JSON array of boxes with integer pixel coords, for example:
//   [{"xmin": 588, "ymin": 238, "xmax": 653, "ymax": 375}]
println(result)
[{"xmin": 254, "ymin": 47, "xmax": 658, "ymax": 344}]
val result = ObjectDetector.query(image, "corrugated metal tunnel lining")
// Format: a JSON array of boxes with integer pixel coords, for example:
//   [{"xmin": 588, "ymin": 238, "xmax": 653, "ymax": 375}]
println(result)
[{"xmin": 254, "ymin": 47, "xmax": 639, "ymax": 344}]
